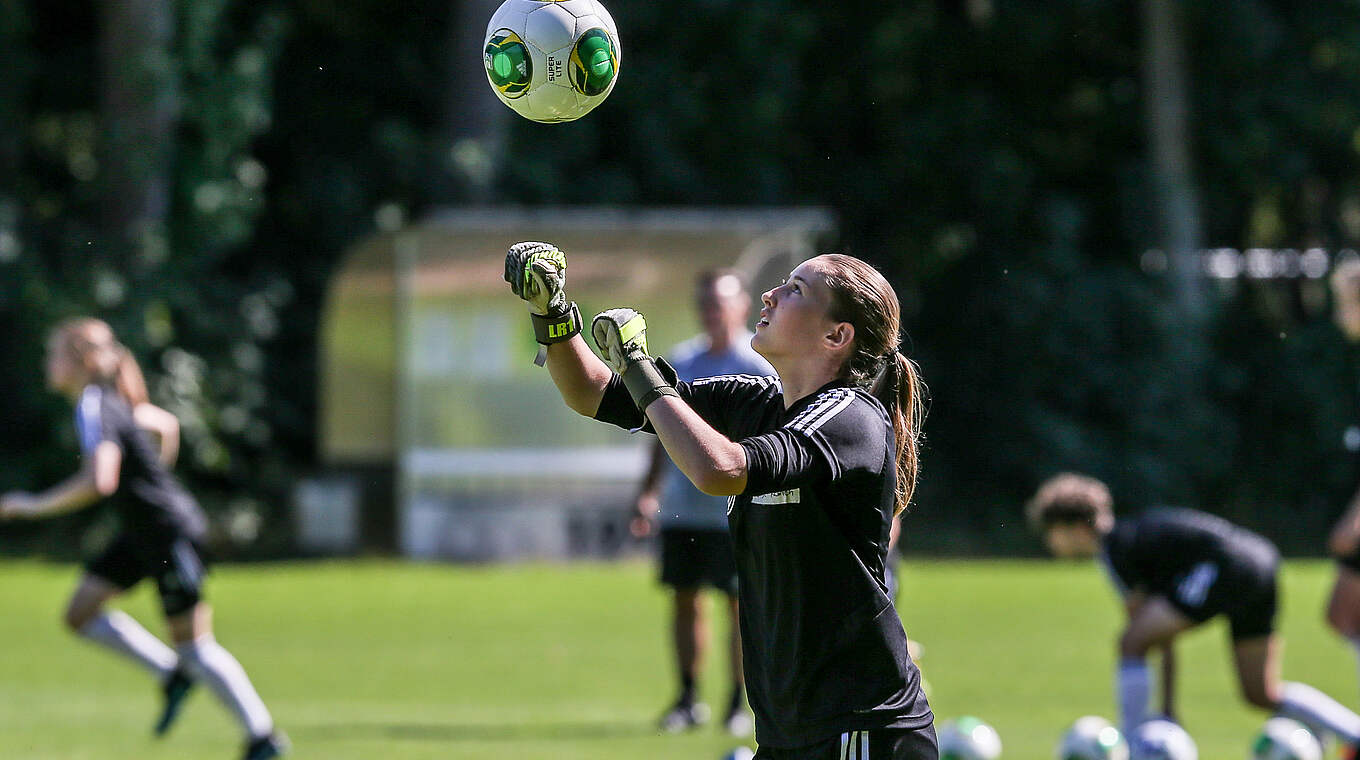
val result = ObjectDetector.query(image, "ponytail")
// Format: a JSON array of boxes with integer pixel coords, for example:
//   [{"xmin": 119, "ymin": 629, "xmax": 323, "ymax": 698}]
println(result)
[{"xmin": 871, "ymin": 351, "xmax": 926, "ymax": 517}]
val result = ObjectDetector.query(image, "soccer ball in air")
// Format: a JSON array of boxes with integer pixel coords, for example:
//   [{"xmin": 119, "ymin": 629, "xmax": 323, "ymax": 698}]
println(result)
[
  {"xmin": 1251, "ymin": 718, "xmax": 1322, "ymax": 760},
  {"xmin": 938, "ymin": 716, "xmax": 1003, "ymax": 760},
  {"xmin": 1128, "ymin": 719, "xmax": 1197, "ymax": 760},
  {"xmin": 1058, "ymin": 716, "xmax": 1129, "ymax": 760},
  {"xmin": 482, "ymin": 0, "xmax": 620, "ymax": 123}
]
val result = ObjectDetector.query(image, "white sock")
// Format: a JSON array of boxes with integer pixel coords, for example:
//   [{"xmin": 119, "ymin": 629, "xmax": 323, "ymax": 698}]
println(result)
[
  {"xmin": 1118, "ymin": 658, "xmax": 1151, "ymax": 733},
  {"xmin": 79, "ymin": 611, "xmax": 177, "ymax": 681},
  {"xmin": 1278, "ymin": 681, "xmax": 1360, "ymax": 744},
  {"xmin": 177, "ymin": 635, "xmax": 273, "ymax": 739}
]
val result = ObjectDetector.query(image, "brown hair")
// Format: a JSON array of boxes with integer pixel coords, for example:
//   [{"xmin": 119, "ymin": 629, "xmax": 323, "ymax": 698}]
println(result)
[
  {"xmin": 51, "ymin": 318, "xmax": 149, "ymax": 406},
  {"xmin": 1025, "ymin": 472, "xmax": 1115, "ymax": 532},
  {"xmin": 818, "ymin": 254, "xmax": 926, "ymax": 516}
]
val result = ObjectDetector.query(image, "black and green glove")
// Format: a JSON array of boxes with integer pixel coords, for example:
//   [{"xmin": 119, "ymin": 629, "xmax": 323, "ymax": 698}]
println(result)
[
  {"xmin": 504, "ymin": 241, "xmax": 583, "ymax": 365},
  {"xmin": 591, "ymin": 308, "xmax": 679, "ymax": 412}
]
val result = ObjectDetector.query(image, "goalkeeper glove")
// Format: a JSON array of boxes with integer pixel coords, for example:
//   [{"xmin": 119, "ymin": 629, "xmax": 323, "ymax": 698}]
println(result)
[
  {"xmin": 504, "ymin": 241, "xmax": 582, "ymax": 365},
  {"xmin": 592, "ymin": 308, "xmax": 680, "ymax": 411}
]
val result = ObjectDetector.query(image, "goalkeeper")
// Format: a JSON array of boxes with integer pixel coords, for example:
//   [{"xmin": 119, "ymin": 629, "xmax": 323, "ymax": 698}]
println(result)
[{"xmin": 505, "ymin": 242, "xmax": 937, "ymax": 759}]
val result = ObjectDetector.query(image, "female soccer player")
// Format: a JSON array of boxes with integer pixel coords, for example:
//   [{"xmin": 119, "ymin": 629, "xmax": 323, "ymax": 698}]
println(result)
[
  {"xmin": 0, "ymin": 318, "xmax": 286, "ymax": 760},
  {"xmin": 505, "ymin": 242, "xmax": 936, "ymax": 759},
  {"xmin": 1326, "ymin": 259, "xmax": 1360, "ymax": 699},
  {"xmin": 1026, "ymin": 472, "xmax": 1360, "ymax": 751}
]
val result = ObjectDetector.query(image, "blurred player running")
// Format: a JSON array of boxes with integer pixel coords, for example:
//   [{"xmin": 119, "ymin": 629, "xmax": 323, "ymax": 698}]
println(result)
[
  {"xmin": 1027, "ymin": 472, "xmax": 1360, "ymax": 753},
  {"xmin": 0, "ymin": 318, "xmax": 286, "ymax": 760},
  {"xmin": 632, "ymin": 268, "xmax": 773, "ymax": 736},
  {"xmin": 505, "ymin": 242, "xmax": 936, "ymax": 759}
]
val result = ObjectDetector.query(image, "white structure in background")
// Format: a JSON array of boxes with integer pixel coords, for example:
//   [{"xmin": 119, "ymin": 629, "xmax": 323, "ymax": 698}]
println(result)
[{"xmin": 305, "ymin": 207, "xmax": 833, "ymax": 560}]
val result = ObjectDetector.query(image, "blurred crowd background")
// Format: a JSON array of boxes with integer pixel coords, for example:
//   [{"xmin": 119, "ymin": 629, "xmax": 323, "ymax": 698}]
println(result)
[{"xmin": 4, "ymin": 0, "xmax": 1360, "ymax": 558}]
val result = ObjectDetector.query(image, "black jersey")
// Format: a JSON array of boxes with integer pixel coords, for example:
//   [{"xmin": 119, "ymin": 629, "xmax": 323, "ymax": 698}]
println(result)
[
  {"xmin": 75, "ymin": 384, "xmax": 206, "ymax": 541},
  {"xmin": 596, "ymin": 373, "xmax": 932, "ymax": 748},
  {"xmin": 1101, "ymin": 507, "xmax": 1277, "ymax": 607}
]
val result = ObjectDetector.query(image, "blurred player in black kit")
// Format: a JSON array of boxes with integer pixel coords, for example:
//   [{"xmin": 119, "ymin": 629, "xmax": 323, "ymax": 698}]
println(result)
[
  {"xmin": 1028, "ymin": 473, "xmax": 1360, "ymax": 753},
  {"xmin": 0, "ymin": 318, "xmax": 286, "ymax": 760},
  {"xmin": 505, "ymin": 242, "xmax": 936, "ymax": 759}
]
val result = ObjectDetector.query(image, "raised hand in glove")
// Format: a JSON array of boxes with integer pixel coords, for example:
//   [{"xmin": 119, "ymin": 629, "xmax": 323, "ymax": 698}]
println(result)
[
  {"xmin": 592, "ymin": 308, "xmax": 679, "ymax": 411},
  {"xmin": 504, "ymin": 241, "xmax": 582, "ymax": 363}
]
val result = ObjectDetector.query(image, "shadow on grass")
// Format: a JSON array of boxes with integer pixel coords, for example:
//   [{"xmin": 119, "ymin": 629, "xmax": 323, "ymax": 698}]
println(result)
[{"xmin": 290, "ymin": 719, "xmax": 660, "ymax": 743}]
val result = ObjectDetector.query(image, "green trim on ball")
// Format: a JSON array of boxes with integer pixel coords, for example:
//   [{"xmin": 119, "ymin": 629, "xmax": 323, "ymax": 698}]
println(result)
[{"xmin": 569, "ymin": 28, "xmax": 617, "ymax": 96}]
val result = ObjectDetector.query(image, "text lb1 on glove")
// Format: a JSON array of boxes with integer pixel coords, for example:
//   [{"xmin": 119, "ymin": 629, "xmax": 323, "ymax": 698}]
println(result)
[
  {"xmin": 591, "ymin": 308, "xmax": 679, "ymax": 411},
  {"xmin": 503, "ymin": 241, "xmax": 583, "ymax": 365}
]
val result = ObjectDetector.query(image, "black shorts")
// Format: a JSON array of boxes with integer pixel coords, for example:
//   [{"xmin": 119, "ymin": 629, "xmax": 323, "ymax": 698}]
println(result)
[
  {"xmin": 755, "ymin": 726, "xmax": 938, "ymax": 760},
  {"xmin": 659, "ymin": 528, "xmax": 737, "ymax": 595},
  {"xmin": 1163, "ymin": 551, "xmax": 1278, "ymax": 641},
  {"xmin": 85, "ymin": 532, "xmax": 210, "ymax": 617}
]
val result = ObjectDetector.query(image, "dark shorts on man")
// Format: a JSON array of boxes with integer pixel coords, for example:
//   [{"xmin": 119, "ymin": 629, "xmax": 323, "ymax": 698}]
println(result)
[
  {"xmin": 754, "ymin": 725, "xmax": 938, "ymax": 760},
  {"xmin": 660, "ymin": 528, "xmax": 738, "ymax": 595},
  {"xmin": 86, "ymin": 531, "xmax": 210, "ymax": 617}
]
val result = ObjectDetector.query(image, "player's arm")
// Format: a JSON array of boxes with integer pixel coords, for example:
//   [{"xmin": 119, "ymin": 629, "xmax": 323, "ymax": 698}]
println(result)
[
  {"xmin": 0, "ymin": 441, "xmax": 120, "ymax": 520},
  {"xmin": 1328, "ymin": 491, "xmax": 1360, "ymax": 558},
  {"xmin": 632, "ymin": 440, "xmax": 667, "ymax": 536},
  {"xmin": 592, "ymin": 308, "xmax": 748, "ymax": 496},
  {"xmin": 503, "ymin": 242, "xmax": 613, "ymax": 416},
  {"xmin": 134, "ymin": 402, "xmax": 180, "ymax": 467}
]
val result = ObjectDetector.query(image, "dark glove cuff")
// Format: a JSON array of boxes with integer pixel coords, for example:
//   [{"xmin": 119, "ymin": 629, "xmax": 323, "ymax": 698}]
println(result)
[
  {"xmin": 621, "ymin": 357, "xmax": 679, "ymax": 411},
  {"xmin": 531, "ymin": 302, "xmax": 582, "ymax": 345}
]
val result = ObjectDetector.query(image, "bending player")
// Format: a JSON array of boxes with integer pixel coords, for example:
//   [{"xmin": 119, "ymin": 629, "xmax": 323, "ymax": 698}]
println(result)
[
  {"xmin": 0, "ymin": 318, "xmax": 286, "ymax": 760},
  {"xmin": 505, "ymin": 242, "xmax": 936, "ymax": 759},
  {"xmin": 1326, "ymin": 258, "xmax": 1360, "ymax": 701},
  {"xmin": 1026, "ymin": 472, "xmax": 1360, "ymax": 751}
]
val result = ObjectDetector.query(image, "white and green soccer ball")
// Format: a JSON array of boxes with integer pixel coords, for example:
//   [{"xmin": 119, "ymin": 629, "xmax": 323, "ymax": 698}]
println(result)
[
  {"xmin": 1128, "ymin": 719, "xmax": 1197, "ymax": 760},
  {"xmin": 482, "ymin": 0, "xmax": 620, "ymax": 123},
  {"xmin": 939, "ymin": 716, "xmax": 1003, "ymax": 760},
  {"xmin": 1250, "ymin": 718, "xmax": 1322, "ymax": 760},
  {"xmin": 1058, "ymin": 716, "xmax": 1129, "ymax": 760}
]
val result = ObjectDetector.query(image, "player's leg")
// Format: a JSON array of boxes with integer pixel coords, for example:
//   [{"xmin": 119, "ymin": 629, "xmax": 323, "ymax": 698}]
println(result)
[
  {"xmin": 160, "ymin": 539, "xmax": 284, "ymax": 758},
  {"xmin": 658, "ymin": 529, "xmax": 711, "ymax": 731},
  {"xmin": 1234, "ymin": 633, "xmax": 1360, "ymax": 744},
  {"xmin": 1326, "ymin": 565, "xmax": 1360, "ymax": 696},
  {"xmin": 660, "ymin": 587, "xmax": 710, "ymax": 730},
  {"xmin": 723, "ymin": 591, "xmax": 751, "ymax": 736},
  {"xmin": 1117, "ymin": 596, "xmax": 1195, "ymax": 732},
  {"xmin": 72, "ymin": 537, "xmax": 179, "ymax": 681}
]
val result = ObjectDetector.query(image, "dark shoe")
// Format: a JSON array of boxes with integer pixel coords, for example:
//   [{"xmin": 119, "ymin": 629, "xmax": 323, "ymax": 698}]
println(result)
[
  {"xmin": 658, "ymin": 701, "xmax": 710, "ymax": 733},
  {"xmin": 242, "ymin": 732, "xmax": 289, "ymax": 760},
  {"xmin": 153, "ymin": 669, "xmax": 195, "ymax": 737}
]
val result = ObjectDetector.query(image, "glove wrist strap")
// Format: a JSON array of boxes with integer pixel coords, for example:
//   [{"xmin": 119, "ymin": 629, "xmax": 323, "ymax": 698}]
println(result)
[
  {"xmin": 621, "ymin": 357, "xmax": 680, "ymax": 411},
  {"xmin": 530, "ymin": 303, "xmax": 582, "ymax": 366}
]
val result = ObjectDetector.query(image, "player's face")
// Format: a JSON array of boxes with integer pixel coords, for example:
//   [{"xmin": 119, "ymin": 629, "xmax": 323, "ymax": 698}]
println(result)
[
  {"xmin": 697, "ymin": 275, "xmax": 748, "ymax": 340},
  {"xmin": 1044, "ymin": 522, "xmax": 1101, "ymax": 558},
  {"xmin": 752, "ymin": 260, "xmax": 841, "ymax": 361}
]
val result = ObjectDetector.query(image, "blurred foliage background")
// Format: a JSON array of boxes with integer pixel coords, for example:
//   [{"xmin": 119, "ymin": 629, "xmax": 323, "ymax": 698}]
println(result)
[{"xmin": 4, "ymin": 0, "xmax": 1360, "ymax": 555}]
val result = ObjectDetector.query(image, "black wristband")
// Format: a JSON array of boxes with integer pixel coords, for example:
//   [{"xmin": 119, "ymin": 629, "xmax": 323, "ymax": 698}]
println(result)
[
  {"xmin": 531, "ymin": 302, "xmax": 582, "ymax": 345},
  {"xmin": 621, "ymin": 357, "xmax": 678, "ymax": 411}
]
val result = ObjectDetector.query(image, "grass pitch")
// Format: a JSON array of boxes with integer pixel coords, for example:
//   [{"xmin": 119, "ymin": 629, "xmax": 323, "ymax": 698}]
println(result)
[{"xmin": 0, "ymin": 558, "xmax": 1354, "ymax": 759}]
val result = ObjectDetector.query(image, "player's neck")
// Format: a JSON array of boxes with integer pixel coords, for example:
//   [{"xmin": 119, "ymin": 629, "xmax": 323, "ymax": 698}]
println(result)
[
  {"xmin": 705, "ymin": 326, "xmax": 742, "ymax": 354},
  {"xmin": 773, "ymin": 360, "xmax": 840, "ymax": 409}
]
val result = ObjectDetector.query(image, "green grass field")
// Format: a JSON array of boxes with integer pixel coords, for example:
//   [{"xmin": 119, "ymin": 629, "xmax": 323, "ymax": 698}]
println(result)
[{"xmin": 0, "ymin": 558, "xmax": 1355, "ymax": 759}]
